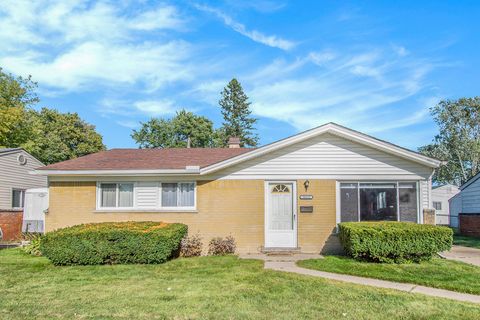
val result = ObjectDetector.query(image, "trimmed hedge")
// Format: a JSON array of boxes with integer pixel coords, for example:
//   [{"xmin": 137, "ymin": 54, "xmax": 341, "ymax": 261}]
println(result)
[
  {"xmin": 40, "ymin": 222, "xmax": 187, "ymax": 265},
  {"xmin": 338, "ymin": 222, "xmax": 453, "ymax": 263}
]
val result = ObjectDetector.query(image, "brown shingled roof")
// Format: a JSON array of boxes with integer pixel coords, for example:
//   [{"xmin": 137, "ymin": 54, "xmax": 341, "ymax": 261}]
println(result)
[{"xmin": 39, "ymin": 148, "xmax": 254, "ymax": 171}]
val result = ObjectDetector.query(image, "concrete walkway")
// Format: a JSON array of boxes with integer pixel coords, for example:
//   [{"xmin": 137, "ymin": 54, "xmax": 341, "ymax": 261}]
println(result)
[
  {"xmin": 440, "ymin": 245, "xmax": 480, "ymax": 267},
  {"xmin": 240, "ymin": 253, "xmax": 480, "ymax": 304}
]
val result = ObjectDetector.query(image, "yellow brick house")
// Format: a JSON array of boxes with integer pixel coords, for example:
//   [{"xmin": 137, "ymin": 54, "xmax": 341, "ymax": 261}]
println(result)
[{"xmin": 35, "ymin": 123, "xmax": 442, "ymax": 254}]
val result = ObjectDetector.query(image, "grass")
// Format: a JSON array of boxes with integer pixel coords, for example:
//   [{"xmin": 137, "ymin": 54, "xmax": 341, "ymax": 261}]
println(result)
[
  {"xmin": 0, "ymin": 250, "xmax": 479, "ymax": 319},
  {"xmin": 298, "ymin": 255, "xmax": 480, "ymax": 295},
  {"xmin": 454, "ymin": 234, "xmax": 480, "ymax": 249}
]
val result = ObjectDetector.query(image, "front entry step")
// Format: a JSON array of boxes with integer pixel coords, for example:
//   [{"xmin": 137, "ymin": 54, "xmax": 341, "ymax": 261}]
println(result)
[{"xmin": 262, "ymin": 247, "xmax": 302, "ymax": 256}]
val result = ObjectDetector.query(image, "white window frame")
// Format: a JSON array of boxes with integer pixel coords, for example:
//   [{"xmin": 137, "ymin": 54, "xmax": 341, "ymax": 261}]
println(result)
[
  {"xmin": 336, "ymin": 181, "xmax": 420, "ymax": 223},
  {"xmin": 96, "ymin": 181, "xmax": 197, "ymax": 211},
  {"xmin": 433, "ymin": 201, "xmax": 442, "ymax": 211},
  {"xmin": 160, "ymin": 182, "xmax": 197, "ymax": 211},
  {"xmin": 96, "ymin": 182, "xmax": 136, "ymax": 210},
  {"xmin": 11, "ymin": 188, "xmax": 26, "ymax": 209}
]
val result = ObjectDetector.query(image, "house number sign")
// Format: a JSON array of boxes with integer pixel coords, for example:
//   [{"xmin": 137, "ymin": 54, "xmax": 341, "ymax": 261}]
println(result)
[{"xmin": 299, "ymin": 195, "xmax": 313, "ymax": 200}]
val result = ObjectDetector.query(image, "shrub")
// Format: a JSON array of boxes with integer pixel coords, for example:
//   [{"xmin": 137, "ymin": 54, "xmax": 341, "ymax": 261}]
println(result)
[
  {"xmin": 180, "ymin": 233, "xmax": 203, "ymax": 257},
  {"xmin": 22, "ymin": 234, "xmax": 43, "ymax": 256},
  {"xmin": 208, "ymin": 235, "xmax": 236, "ymax": 255},
  {"xmin": 40, "ymin": 222, "xmax": 187, "ymax": 265},
  {"xmin": 338, "ymin": 222, "xmax": 453, "ymax": 263}
]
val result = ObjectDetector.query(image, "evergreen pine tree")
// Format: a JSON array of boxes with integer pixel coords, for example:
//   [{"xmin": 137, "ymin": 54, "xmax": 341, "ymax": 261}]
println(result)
[{"xmin": 219, "ymin": 78, "xmax": 258, "ymax": 147}]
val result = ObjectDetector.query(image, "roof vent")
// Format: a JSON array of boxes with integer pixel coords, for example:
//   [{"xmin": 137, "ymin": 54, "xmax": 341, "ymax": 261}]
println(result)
[
  {"xmin": 228, "ymin": 137, "xmax": 241, "ymax": 148},
  {"xmin": 17, "ymin": 154, "xmax": 27, "ymax": 165}
]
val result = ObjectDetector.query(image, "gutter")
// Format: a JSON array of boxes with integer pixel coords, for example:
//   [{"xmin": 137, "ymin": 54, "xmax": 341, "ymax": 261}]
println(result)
[{"xmin": 31, "ymin": 166, "xmax": 201, "ymax": 176}]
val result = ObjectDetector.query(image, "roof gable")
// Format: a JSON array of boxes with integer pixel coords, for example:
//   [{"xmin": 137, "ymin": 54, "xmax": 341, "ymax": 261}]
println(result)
[
  {"xmin": 461, "ymin": 172, "xmax": 480, "ymax": 190},
  {"xmin": 36, "ymin": 123, "xmax": 441, "ymax": 176},
  {"xmin": 200, "ymin": 123, "xmax": 442, "ymax": 175}
]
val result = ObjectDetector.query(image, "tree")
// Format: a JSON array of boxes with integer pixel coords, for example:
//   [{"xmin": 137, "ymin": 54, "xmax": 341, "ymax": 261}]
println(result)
[
  {"xmin": 24, "ymin": 108, "xmax": 105, "ymax": 164},
  {"xmin": 219, "ymin": 78, "xmax": 258, "ymax": 147},
  {"xmin": 0, "ymin": 68, "xmax": 105, "ymax": 164},
  {"xmin": 132, "ymin": 110, "xmax": 216, "ymax": 148},
  {"xmin": 0, "ymin": 68, "xmax": 39, "ymax": 147},
  {"xmin": 419, "ymin": 97, "xmax": 480, "ymax": 185}
]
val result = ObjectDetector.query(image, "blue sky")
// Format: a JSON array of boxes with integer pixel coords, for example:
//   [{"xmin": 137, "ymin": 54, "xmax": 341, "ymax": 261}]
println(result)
[{"xmin": 1, "ymin": 1, "xmax": 479, "ymax": 150}]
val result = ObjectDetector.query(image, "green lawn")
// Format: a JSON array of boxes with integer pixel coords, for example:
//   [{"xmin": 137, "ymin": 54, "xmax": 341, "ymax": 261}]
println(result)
[
  {"xmin": 0, "ymin": 250, "xmax": 479, "ymax": 319},
  {"xmin": 298, "ymin": 255, "xmax": 480, "ymax": 295},
  {"xmin": 454, "ymin": 234, "xmax": 480, "ymax": 249}
]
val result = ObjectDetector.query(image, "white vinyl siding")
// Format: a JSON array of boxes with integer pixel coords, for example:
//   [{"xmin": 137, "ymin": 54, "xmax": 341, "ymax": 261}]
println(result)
[
  {"xmin": 96, "ymin": 181, "xmax": 196, "ymax": 211},
  {"xmin": 419, "ymin": 180, "xmax": 430, "ymax": 210},
  {"xmin": 216, "ymin": 133, "xmax": 433, "ymax": 179},
  {"xmin": 0, "ymin": 150, "xmax": 47, "ymax": 210},
  {"xmin": 135, "ymin": 182, "xmax": 159, "ymax": 208}
]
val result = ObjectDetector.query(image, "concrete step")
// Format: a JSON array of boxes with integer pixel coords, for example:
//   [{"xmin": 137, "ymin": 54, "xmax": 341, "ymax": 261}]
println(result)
[{"xmin": 262, "ymin": 247, "xmax": 302, "ymax": 255}]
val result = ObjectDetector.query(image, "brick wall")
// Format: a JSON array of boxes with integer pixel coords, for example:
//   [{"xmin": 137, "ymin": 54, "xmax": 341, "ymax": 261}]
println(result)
[
  {"xmin": 423, "ymin": 209, "xmax": 436, "ymax": 225},
  {"xmin": 0, "ymin": 210, "xmax": 23, "ymax": 241},
  {"xmin": 459, "ymin": 214, "xmax": 480, "ymax": 237},
  {"xmin": 48, "ymin": 179, "xmax": 339, "ymax": 254}
]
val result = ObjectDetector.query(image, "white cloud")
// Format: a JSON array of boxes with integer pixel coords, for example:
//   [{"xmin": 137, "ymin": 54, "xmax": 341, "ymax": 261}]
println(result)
[
  {"xmin": 240, "ymin": 49, "xmax": 436, "ymax": 132},
  {"xmin": 1, "ymin": 41, "xmax": 192, "ymax": 91},
  {"xmin": 0, "ymin": 0, "xmax": 190, "ymax": 92},
  {"xmin": 116, "ymin": 120, "xmax": 139, "ymax": 129},
  {"xmin": 134, "ymin": 100, "xmax": 176, "ymax": 116},
  {"xmin": 194, "ymin": 4, "xmax": 295, "ymax": 50}
]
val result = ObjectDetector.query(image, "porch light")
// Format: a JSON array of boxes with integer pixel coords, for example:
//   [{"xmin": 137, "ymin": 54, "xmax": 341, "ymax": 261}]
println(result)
[{"xmin": 304, "ymin": 180, "xmax": 310, "ymax": 191}]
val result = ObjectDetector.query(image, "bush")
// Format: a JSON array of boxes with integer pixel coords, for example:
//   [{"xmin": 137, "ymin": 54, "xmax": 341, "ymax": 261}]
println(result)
[
  {"xmin": 338, "ymin": 222, "xmax": 453, "ymax": 263},
  {"xmin": 40, "ymin": 222, "xmax": 187, "ymax": 265},
  {"xmin": 22, "ymin": 234, "xmax": 43, "ymax": 256},
  {"xmin": 180, "ymin": 233, "xmax": 203, "ymax": 257},
  {"xmin": 208, "ymin": 236, "xmax": 236, "ymax": 255}
]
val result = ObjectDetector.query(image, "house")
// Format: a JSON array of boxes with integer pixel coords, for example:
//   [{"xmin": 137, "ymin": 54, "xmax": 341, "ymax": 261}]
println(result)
[
  {"xmin": 34, "ymin": 123, "xmax": 442, "ymax": 253},
  {"xmin": 0, "ymin": 148, "xmax": 47, "ymax": 240},
  {"xmin": 449, "ymin": 172, "xmax": 480, "ymax": 236},
  {"xmin": 431, "ymin": 184, "xmax": 460, "ymax": 225}
]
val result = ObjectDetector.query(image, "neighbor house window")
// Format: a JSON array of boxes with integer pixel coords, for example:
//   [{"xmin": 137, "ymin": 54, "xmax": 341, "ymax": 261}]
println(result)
[
  {"xmin": 12, "ymin": 189, "xmax": 25, "ymax": 208},
  {"xmin": 99, "ymin": 183, "xmax": 134, "ymax": 208},
  {"xmin": 161, "ymin": 182, "xmax": 195, "ymax": 207},
  {"xmin": 433, "ymin": 201, "xmax": 442, "ymax": 210},
  {"xmin": 339, "ymin": 182, "xmax": 418, "ymax": 223}
]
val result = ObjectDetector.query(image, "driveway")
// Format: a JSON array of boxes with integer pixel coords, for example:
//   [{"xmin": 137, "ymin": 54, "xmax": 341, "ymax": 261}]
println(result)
[{"xmin": 441, "ymin": 246, "xmax": 480, "ymax": 267}]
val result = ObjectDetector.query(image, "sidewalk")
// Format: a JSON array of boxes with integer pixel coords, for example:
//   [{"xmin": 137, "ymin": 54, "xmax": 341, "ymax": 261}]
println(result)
[
  {"xmin": 440, "ymin": 245, "xmax": 480, "ymax": 267},
  {"xmin": 240, "ymin": 253, "xmax": 480, "ymax": 304}
]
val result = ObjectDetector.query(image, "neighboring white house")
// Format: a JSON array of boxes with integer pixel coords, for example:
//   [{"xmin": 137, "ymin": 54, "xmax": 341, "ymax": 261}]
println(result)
[
  {"xmin": 0, "ymin": 148, "xmax": 47, "ymax": 210},
  {"xmin": 431, "ymin": 184, "xmax": 460, "ymax": 225},
  {"xmin": 449, "ymin": 193, "xmax": 462, "ymax": 228}
]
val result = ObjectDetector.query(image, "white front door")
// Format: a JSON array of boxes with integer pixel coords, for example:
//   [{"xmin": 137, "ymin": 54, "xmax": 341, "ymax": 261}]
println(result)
[{"xmin": 265, "ymin": 182, "xmax": 297, "ymax": 248}]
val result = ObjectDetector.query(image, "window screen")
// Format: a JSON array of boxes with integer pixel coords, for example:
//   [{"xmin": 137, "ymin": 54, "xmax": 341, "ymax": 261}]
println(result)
[
  {"xmin": 340, "ymin": 183, "xmax": 358, "ymax": 222},
  {"xmin": 359, "ymin": 183, "xmax": 397, "ymax": 221},
  {"xmin": 162, "ymin": 183, "xmax": 178, "ymax": 207},
  {"xmin": 12, "ymin": 189, "xmax": 25, "ymax": 208},
  {"xmin": 399, "ymin": 182, "xmax": 418, "ymax": 222},
  {"xmin": 179, "ymin": 183, "xmax": 195, "ymax": 207},
  {"xmin": 118, "ymin": 183, "xmax": 134, "ymax": 207},
  {"xmin": 100, "ymin": 183, "xmax": 116, "ymax": 207}
]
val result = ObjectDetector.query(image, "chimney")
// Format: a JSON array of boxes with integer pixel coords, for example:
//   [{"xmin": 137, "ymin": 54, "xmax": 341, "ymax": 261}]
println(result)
[{"xmin": 228, "ymin": 137, "xmax": 241, "ymax": 148}]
